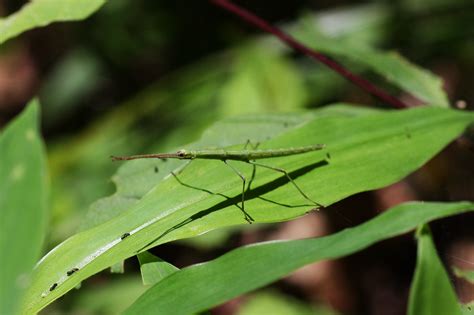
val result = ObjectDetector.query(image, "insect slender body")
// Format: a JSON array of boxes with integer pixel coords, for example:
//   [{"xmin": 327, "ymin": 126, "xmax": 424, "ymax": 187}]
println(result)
[
  {"xmin": 111, "ymin": 144, "xmax": 325, "ymax": 162},
  {"xmin": 112, "ymin": 142, "xmax": 327, "ymax": 232}
]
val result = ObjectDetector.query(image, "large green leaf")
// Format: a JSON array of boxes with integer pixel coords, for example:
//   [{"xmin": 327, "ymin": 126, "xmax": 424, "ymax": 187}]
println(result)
[
  {"xmin": 125, "ymin": 202, "xmax": 474, "ymax": 314},
  {"xmin": 82, "ymin": 108, "xmax": 366, "ymax": 249},
  {"xmin": 0, "ymin": 0, "xmax": 106, "ymax": 46},
  {"xmin": 0, "ymin": 100, "xmax": 49, "ymax": 315},
  {"xmin": 408, "ymin": 225, "xmax": 462, "ymax": 315},
  {"xmin": 83, "ymin": 110, "xmax": 326, "ymax": 230},
  {"xmin": 22, "ymin": 105, "xmax": 474, "ymax": 314}
]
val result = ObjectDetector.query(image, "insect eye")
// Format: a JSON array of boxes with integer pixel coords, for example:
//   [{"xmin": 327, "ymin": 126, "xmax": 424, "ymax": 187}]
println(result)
[{"xmin": 177, "ymin": 150, "xmax": 186, "ymax": 157}]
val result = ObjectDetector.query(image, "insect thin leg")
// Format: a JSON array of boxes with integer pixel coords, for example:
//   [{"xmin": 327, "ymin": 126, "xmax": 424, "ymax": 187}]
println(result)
[
  {"xmin": 244, "ymin": 140, "xmax": 251, "ymax": 150},
  {"xmin": 243, "ymin": 140, "xmax": 260, "ymax": 150},
  {"xmin": 247, "ymin": 163, "xmax": 257, "ymax": 192},
  {"xmin": 243, "ymin": 141, "xmax": 259, "ymax": 192},
  {"xmin": 247, "ymin": 161, "xmax": 323, "ymax": 208},
  {"xmin": 223, "ymin": 160, "xmax": 254, "ymax": 223}
]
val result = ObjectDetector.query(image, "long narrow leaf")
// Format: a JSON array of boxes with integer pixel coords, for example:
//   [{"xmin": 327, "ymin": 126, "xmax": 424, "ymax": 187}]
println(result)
[
  {"xmin": 408, "ymin": 225, "xmax": 463, "ymax": 315},
  {"xmin": 125, "ymin": 202, "xmax": 474, "ymax": 314},
  {"xmin": 0, "ymin": 100, "xmax": 49, "ymax": 315}
]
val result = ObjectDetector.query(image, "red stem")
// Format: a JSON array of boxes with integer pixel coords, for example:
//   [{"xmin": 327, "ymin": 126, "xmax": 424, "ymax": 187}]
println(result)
[{"xmin": 210, "ymin": 0, "xmax": 409, "ymax": 109}]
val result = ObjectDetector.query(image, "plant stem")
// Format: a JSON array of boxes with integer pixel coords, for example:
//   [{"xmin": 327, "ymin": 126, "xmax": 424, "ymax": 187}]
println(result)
[{"xmin": 210, "ymin": 0, "xmax": 409, "ymax": 109}]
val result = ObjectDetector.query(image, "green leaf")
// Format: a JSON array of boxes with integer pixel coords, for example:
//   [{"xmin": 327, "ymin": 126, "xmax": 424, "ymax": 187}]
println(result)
[
  {"xmin": 110, "ymin": 261, "xmax": 124, "ymax": 274},
  {"xmin": 0, "ymin": 0, "xmax": 106, "ymax": 46},
  {"xmin": 124, "ymin": 202, "xmax": 474, "ymax": 314},
  {"xmin": 92, "ymin": 111, "xmax": 323, "ymax": 225},
  {"xmin": 293, "ymin": 18, "xmax": 450, "ymax": 107},
  {"xmin": 0, "ymin": 100, "xmax": 49, "ymax": 315},
  {"xmin": 85, "ymin": 105, "xmax": 383, "ymax": 230},
  {"xmin": 408, "ymin": 225, "xmax": 462, "ymax": 315},
  {"xmin": 23, "ymin": 105, "xmax": 474, "ymax": 314},
  {"xmin": 137, "ymin": 252, "xmax": 179, "ymax": 286},
  {"xmin": 84, "ymin": 112, "xmax": 328, "ymax": 250}
]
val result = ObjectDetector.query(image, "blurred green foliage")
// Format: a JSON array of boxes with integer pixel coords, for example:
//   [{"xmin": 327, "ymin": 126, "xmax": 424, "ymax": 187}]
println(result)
[
  {"xmin": 63, "ymin": 276, "xmax": 147, "ymax": 315},
  {"xmin": 1, "ymin": 0, "xmax": 473, "ymax": 313}
]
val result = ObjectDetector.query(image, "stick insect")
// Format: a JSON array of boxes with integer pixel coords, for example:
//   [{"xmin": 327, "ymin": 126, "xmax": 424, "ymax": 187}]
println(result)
[{"xmin": 112, "ymin": 142, "xmax": 326, "ymax": 223}]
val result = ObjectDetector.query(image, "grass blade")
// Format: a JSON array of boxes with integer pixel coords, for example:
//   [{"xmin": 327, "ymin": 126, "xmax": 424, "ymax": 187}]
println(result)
[
  {"xmin": 125, "ymin": 202, "xmax": 474, "ymax": 314},
  {"xmin": 408, "ymin": 225, "xmax": 463, "ymax": 315}
]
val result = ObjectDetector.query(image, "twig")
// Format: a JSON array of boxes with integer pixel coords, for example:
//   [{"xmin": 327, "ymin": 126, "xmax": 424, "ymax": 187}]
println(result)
[{"xmin": 210, "ymin": 0, "xmax": 409, "ymax": 109}]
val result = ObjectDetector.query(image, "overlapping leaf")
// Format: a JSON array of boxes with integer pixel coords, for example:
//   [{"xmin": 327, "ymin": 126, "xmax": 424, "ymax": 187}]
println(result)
[
  {"xmin": 22, "ymin": 105, "xmax": 474, "ymax": 313},
  {"xmin": 408, "ymin": 225, "xmax": 462, "ymax": 315},
  {"xmin": 125, "ymin": 202, "xmax": 474, "ymax": 314},
  {"xmin": 0, "ymin": 0, "xmax": 106, "ymax": 46}
]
